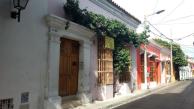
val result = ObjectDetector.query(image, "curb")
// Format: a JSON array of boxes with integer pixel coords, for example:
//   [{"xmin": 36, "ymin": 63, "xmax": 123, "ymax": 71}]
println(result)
[
  {"xmin": 76, "ymin": 81, "xmax": 182, "ymax": 109},
  {"xmin": 105, "ymin": 81, "xmax": 182, "ymax": 109}
]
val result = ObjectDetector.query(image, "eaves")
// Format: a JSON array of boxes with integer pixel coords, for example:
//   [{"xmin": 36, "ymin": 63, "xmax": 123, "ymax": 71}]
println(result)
[{"xmin": 89, "ymin": 0, "xmax": 141, "ymax": 29}]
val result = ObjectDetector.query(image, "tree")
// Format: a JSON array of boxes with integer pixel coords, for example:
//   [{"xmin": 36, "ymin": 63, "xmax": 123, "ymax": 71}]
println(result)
[{"xmin": 154, "ymin": 38, "xmax": 188, "ymax": 80}]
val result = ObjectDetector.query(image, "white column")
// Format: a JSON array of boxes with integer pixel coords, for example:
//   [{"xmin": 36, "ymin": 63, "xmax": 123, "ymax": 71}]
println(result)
[
  {"xmin": 144, "ymin": 47, "xmax": 148, "ymax": 89},
  {"xmin": 48, "ymin": 35, "xmax": 61, "ymax": 97},
  {"xmin": 46, "ymin": 34, "xmax": 62, "ymax": 109},
  {"xmin": 78, "ymin": 40, "xmax": 92, "ymax": 103},
  {"xmin": 131, "ymin": 46, "xmax": 137, "ymax": 91}
]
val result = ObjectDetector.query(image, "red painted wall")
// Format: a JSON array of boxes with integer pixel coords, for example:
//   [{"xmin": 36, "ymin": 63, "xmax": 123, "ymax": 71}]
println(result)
[
  {"xmin": 147, "ymin": 44, "xmax": 161, "ymax": 84},
  {"xmin": 137, "ymin": 44, "xmax": 161, "ymax": 89},
  {"xmin": 136, "ymin": 48, "xmax": 142, "ymax": 89}
]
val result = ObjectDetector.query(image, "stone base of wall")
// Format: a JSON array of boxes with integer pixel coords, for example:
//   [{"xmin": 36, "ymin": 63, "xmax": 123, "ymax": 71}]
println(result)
[
  {"xmin": 117, "ymin": 83, "xmax": 131, "ymax": 96},
  {"xmin": 141, "ymin": 81, "xmax": 157, "ymax": 90},
  {"xmin": 149, "ymin": 81, "xmax": 157, "ymax": 89},
  {"xmin": 78, "ymin": 92, "xmax": 92, "ymax": 104},
  {"xmin": 45, "ymin": 96, "xmax": 62, "ymax": 109},
  {"xmin": 97, "ymin": 85, "xmax": 113, "ymax": 100}
]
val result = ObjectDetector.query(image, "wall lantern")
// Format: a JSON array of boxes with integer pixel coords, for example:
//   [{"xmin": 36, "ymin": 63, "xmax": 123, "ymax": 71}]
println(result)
[{"xmin": 11, "ymin": 0, "xmax": 29, "ymax": 22}]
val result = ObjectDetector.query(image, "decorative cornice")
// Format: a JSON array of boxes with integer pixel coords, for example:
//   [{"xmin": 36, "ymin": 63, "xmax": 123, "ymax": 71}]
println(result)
[{"xmin": 45, "ymin": 15, "xmax": 95, "ymax": 39}]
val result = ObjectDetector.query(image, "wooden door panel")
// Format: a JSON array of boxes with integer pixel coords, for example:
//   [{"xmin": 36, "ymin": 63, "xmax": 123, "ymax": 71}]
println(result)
[{"xmin": 59, "ymin": 38, "xmax": 79, "ymax": 96}]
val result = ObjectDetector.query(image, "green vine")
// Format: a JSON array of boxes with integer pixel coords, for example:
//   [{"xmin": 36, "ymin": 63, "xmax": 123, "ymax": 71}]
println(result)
[
  {"xmin": 64, "ymin": 0, "xmax": 149, "ymax": 74},
  {"xmin": 113, "ymin": 47, "xmax": 130, "ymax": 74}
]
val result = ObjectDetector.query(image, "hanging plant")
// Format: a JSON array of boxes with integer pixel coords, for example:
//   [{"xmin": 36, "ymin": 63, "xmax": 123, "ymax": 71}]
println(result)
[{"xmin": 63, "ymin": 0, "xmax": 149, "ymax": 74}]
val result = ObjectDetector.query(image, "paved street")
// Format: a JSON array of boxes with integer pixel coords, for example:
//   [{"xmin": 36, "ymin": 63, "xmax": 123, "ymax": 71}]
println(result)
[{"xmin": 114, "ymin": 79, "xmax": 194, "ymax": 109}]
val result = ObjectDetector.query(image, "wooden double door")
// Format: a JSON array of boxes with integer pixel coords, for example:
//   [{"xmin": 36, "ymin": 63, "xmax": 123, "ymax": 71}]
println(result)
[{"xmin": 59, "ymin": 38, "xmax": 79, "ymax": 97}]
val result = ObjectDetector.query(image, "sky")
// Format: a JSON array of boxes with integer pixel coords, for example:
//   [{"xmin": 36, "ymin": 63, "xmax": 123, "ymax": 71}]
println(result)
[{"xmin": 112, "ymin": 0, "xmax": 194, "ymax": 58}]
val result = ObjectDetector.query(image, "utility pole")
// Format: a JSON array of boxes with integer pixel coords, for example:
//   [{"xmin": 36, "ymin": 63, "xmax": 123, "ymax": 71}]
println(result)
[
  {"xmin": 143, "ymin": 10, "xmax": 165, "ymax": 89},
  {"xmin": 170, "ymin": 30, "xmax": 173, "ymax": 82},
  {"xmin": 170, "ymin": 39, "xmax": 173, "ymax": 82},
  {"xmin": 144, "ymin": 15, "xmax": 148, "ymax": 89}
]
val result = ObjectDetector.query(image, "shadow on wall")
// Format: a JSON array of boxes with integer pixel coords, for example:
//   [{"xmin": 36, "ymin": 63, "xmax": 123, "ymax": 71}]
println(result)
[
  {"xmin": 0, "ymin": 0, "xmax": 12, "ymax": 19},
  {"xmin": 114, "ymin": 79, "xmax": 194, "ymax": 109}
]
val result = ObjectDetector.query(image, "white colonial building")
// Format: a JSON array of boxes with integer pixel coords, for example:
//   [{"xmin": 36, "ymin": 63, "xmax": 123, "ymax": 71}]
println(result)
[{"xmin": 0, "ymin": 0, "xmax": 140, "ymax": 109}]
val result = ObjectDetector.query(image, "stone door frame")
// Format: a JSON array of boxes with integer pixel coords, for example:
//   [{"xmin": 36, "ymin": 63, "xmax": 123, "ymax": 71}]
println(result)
[{"xmin": 45, "ymin": 15, "xmax": 95, "ymax": 109}]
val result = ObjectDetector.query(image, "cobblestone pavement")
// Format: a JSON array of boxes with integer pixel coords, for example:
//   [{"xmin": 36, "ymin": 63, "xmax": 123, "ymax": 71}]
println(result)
[{"xmin": 114, "ymin": 79, "xmax": 194, "ymax": 109}]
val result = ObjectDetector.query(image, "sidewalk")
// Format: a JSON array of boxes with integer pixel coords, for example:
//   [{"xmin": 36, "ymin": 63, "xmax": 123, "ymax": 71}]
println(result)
[{"xmin": 75, "ymin": 81, "xmax": 181, "ymax": 109}]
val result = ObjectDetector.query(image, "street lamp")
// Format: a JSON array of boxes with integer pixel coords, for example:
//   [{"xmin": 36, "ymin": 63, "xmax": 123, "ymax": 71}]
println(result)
[
  {"xmin": 143, "ymin": 10, "xmax": 165, "ymax": 89},
  {"xmin": 11, "ymin": 0, "xmax": 29, "ymax": 22},
  {"xmin": 146, "ymin": 10, "xmax": 165, "ymax": 17}
]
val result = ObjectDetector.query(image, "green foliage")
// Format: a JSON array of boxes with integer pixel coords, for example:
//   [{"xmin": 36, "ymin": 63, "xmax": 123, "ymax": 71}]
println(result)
[
  {"xmin": 154, "ymin": 39, "xmax": 188, "ymax": 68},
  {"xmin": 64, "ymin": 0, "xmax": 91, "ymax": 26},
  {"xmin": 113, "ymin": 47, "xmax": 130, "ymax": 74},
  {"xmin": 64, "ymin": 0, "xmax": 149, "ymax": 74}
]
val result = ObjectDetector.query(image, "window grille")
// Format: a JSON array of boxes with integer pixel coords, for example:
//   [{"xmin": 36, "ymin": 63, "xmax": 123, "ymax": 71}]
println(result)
[
  {"xmin": 21, "ymin": 92, "xmax": 29, "ymax": 104},
  {"xmin": 0, "ymin": 98, "xmax": 14, "ymax": 109},
  {"xmin": 97, "ymin": 37, "xmax": 113, "ymax": 85}
]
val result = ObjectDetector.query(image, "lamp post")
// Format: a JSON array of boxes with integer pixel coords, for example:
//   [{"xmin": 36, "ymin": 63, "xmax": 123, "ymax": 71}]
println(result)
[{"xmin": 143, "ymin": 10, "xmax": 165, "ymax": 89}]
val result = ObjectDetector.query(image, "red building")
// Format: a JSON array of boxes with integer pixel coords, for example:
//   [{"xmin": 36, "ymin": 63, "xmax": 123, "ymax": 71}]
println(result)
[{"xmin": 136, "ymin": 42, "xmax": 161, "ymax": 90}]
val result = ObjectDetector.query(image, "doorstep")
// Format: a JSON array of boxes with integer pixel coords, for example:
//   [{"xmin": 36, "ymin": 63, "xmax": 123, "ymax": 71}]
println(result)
[
  {"xmin": 61, "ymin": 95, "xmax": 82, "ymax": 109},
  {"xmin": 75, "ymin": 81, "xmax": 180, "ymax": 109}
]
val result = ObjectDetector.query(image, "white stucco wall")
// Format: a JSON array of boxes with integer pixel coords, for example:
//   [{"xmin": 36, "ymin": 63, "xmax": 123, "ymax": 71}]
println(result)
[
  {"xmin": 47, "ymin": 0, "xmax": 140, "ymax": 101},
  {"xmin": 48, "ymin": 0, "xmax": 64, "ymax": 17},
  {"xmin": 0, "ymin": 0, "xmax": 48, "ymax": 109},
  {"xmin": 47, "ymin": 0, "xmax": 140, "ymax": 29},
  {"xmin": 0, "ymin": 0, "xmax": 141, "ymax": 108}
]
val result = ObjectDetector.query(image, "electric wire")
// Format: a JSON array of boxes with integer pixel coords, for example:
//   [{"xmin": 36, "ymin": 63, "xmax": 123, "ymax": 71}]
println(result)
[
  {"xmin": 145, "ymin": 21, "xmax": 194, "ymax": 49},
  {"xmin": 147, "ymin": 21, "xmax": 173, "ymax": 40},
  {"xmin": 173, "ymin": 33, "xmax": 194, "ymax": 40},
  {"xmin": 158, "ymin": 0, "xmax": 184, "ymax": 23},
  {"xmin": 147, "ymin": 21, "xmax": 194, "ymax": 57},
  {"xmin": 147, "ymin": 24, "xmax": 194, "ymax": 57},
  {"xmin": 154, "ymin": 21, "xmax": 194, "ymax": 25},
  {"xmin": 161, "ymin": 14, "xmax": 194, "ymax": 23}
]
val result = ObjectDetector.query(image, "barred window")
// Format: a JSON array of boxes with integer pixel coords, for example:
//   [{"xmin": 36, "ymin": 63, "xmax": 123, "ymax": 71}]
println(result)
[{"xmin": 0, "ymin": 98, "xmax": 14, "ymax": 109}]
